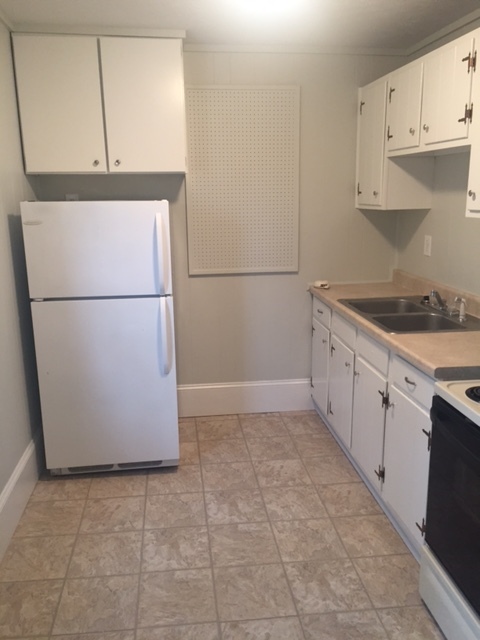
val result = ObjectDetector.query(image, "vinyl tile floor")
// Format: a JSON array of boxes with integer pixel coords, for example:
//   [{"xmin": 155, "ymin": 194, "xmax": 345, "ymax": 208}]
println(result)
[{"xmin": 0, "ymin": 411, "xmax": 446, "ymax": 640}]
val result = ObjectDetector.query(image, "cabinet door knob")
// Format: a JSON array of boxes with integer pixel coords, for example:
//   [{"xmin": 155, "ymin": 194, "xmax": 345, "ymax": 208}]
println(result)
[
  {"xmin": 92, "ymin": 159, "xmax": 99, "ymax": 166},
  {"xmin": 322, "ymin": 339, "xmax": 328, "ymax": 344},
  {"xmin": 409, "ymin": 127, "xmax": 415, "ymax": 135},
  {"xmin": 114, "ymin": 159, "xmax": 121, "ymax": 166},
  {"xmin": 373, "ymin": 190, "xmax": 378, "ymax": 197},
  {"xmin": 422, "ymin": 124, "xmax": 429, "ymax": 132},
  {"xmin": 468, "ymin": 189, "xmax": 476, "ymax": 200}
]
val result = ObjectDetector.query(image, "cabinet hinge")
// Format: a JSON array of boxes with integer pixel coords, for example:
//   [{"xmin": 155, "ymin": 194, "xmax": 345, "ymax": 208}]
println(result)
[
  {"xmin": 458, "ymin": 103, "xmax": 473, "ymax": 124},
  {"xmin": 388, "ymin": 86, "xmax": 395, "ymax": 103},
  {"xmin": 462, "ymin": 51, "xmax": 477, "ymax": 73},
  {"xmin": 415, "ymin": 517, "xmax": 427, "ymax": 536},
  {"xmin": 359, "ymin": 100, "xmax": 365, "ymax": 115},
  {"xmin": 374, "ymin": 465, "xmax": 385, "ymax": 481},
  {"xmin": 422, "ymin": 428, "xmax": 432, "ymax": 451},
  {"xmin": 378, "ymin": 389, "xmax": 389, "ymax": 408}
]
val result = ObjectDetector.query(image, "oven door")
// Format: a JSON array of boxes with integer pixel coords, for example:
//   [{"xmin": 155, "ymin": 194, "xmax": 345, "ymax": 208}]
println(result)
[{"xmin": 426, "ymin": 395, "xmax": 480, "ymax": 616}]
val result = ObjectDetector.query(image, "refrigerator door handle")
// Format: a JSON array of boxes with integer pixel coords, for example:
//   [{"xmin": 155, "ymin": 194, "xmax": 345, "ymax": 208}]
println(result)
[
  {"xmin": 155, "ymin": 211, "xmax": 172, "ymax": 296},
  {"xmin": 159, "ymin": 297, "xmax": 173, "ymax": 376}
]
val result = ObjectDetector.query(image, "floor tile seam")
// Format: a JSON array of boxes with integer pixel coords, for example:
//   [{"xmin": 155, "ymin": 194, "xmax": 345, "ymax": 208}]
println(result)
[
  {"xmin": 196, "ymin": 441, "xmax": 223, "ymax": 636},
  {"xmin": 249, "ymin": 463, "xmax": 306, "ymax": 629},
  {"xmin": 80, "ymin": 525, "xmax": 144, "ymax": 535},
  {"xmin": 219, "ymin": 614, "xmax": 307, "ymax": 638},
  {"xmin": 346, "ymin": 549, "xmax": 414, "ymax": 560},
  {"xmin": 326, "ymin": 510, "xmax": 384, "ymax": 566},
  {"xmin": 132, "ymin": 486, "xmax": 148, "ymax": 633},
  {"xmin": 47, "ymin": 490, "xmax": 90, "ymax": 638},
  {"xmin": 324, "ymin": 514, "xmax": 412, "ymax": 560}
]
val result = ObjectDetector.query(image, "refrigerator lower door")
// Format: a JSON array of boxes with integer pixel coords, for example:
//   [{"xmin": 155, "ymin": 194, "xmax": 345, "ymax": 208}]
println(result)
[{"xmin": 31, "ymin": 297, "xmax": 179, "ymax": 471}]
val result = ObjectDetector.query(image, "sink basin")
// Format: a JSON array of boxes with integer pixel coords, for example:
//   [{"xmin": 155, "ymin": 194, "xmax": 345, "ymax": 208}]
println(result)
[
  {"xmin": 343, "ymin": 297, "xmax": 425, "ymax": 315},
  {"xmin": 338, "ymin": 296, "xmax": 480, "ymax": 333},
  {"xmin": 371, "ymin": 313, "xmax": 466, "ymax": 333}
]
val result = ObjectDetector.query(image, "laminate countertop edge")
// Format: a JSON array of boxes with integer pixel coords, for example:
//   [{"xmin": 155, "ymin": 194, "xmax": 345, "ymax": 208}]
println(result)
[{"xmin": 310, "ymin": 282, "xmax": 480, "ymax": 381}]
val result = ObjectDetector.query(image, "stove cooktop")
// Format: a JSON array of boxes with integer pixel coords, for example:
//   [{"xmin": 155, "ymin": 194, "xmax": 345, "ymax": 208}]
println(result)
[{"xmin": 434, "ymin": 380, "xmax": 480, "ymax": 427}]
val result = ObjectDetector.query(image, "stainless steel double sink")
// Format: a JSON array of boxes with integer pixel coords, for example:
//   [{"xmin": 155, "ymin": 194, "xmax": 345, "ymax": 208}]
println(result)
[{"xmin": 339, "ymin": 296, "xmax": 480, "ymax": 334}]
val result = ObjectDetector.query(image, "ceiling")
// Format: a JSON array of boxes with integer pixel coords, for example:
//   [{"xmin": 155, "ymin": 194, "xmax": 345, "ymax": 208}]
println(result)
[{"xmin": 0, "ymin": 0, "xmax": 480, "ymax": 54}]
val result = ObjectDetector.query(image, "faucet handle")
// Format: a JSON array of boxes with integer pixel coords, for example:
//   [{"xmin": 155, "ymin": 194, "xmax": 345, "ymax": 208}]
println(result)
[{"xmin": 454, "ymin": 296, "xmax": 467, "ymax": 322}]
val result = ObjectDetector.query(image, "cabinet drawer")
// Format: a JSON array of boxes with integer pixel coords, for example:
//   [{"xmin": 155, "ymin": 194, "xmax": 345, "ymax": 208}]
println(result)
[
  {"xmin": 312, "ymin": 298, "xmax": 331, "ymax": 328},
  {"xmin": 331, "ymin": 312, "xmax": 356, "ymax": 349},
  {"xmin": 356, "ymin": 331, "xmax": 389, "ymax": 376},
  {"xmin": 390, "ymin": 356, "xmax": 434, "ymax": 410}
]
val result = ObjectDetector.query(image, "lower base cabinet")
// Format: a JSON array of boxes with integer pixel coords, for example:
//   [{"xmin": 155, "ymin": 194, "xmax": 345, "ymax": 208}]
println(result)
[
  {"xmin": 311, "ymin": 317, "xmax": 329, "ymax": 416},
  {"xmin": 351, "ymin": 356, "xmax": 387, "ymax": 488},
  {"xmin": 311, "ymin": 296, "xmax": 434, "ymax": 557},
  {"xmin": 382, "ymin": 385, "xmax": 431, "ymax": 550},
  {"xmin": 328, "ymin": 334, "xmax": 355, "ymax": 448}
]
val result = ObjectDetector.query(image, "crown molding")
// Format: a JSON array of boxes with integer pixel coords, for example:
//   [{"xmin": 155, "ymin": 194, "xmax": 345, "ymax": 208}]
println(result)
[
  {"xmin": 10, "ymin": 24, "xmax": 186, "ymax": 38},
  {"xmin": 405, "ymin": 8, "xmax": 480, "ymax": 57},
  {"xmin": 183, "ymin": 42, "xmax": 407, "ymax": 56}
]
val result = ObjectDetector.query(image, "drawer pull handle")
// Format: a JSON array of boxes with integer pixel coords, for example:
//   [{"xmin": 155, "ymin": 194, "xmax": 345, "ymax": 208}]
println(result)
[
  {"xmin": 317, "ymin": 309, "xmax": 323, "ymax": 315},
  {"xmin": 322, "ymin": 339, "xmax": 328, "ymax": 344},
  {"xmin": 404, "ymin": 376, "xmax": 417, "ymax": 388},
  {"xmin": 345, "ymin": 361, "xmax": 351, "ymax": 368}
]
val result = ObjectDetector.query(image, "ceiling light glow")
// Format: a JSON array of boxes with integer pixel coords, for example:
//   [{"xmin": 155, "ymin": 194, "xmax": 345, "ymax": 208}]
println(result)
[{"xmin": 234, "ymin": 0, "xmax": 305, "ymax": 19}]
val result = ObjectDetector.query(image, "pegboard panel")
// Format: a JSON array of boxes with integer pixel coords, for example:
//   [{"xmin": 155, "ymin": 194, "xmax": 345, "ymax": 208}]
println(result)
[{"xmin": 186, "ymin": 86, "xmax": 300, "ymax": 275}]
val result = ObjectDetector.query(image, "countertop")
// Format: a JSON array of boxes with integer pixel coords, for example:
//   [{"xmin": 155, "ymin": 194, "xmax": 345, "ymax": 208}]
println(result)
[{"xmin": 310, "ymin": 280, "xmax": 480, "ymax": 380}]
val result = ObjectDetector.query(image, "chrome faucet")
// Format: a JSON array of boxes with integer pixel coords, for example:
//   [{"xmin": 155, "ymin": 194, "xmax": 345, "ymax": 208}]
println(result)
[{"xmin": 429, "ymin": 290, "xmax": 447, "ymax": 311}]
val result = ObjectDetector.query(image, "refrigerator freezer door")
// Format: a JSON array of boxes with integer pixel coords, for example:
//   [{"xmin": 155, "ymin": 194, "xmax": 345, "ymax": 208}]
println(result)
[
  {"xmin": 31, "ymin": 297, "xmax": 179, "ymax": 470},
  {"xmin": 21, "ymin": 200, "xmax": 172, "ymax": 299}
]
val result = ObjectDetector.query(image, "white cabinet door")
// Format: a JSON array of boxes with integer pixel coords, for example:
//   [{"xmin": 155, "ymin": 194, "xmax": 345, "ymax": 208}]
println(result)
[
  {"xmin": 467, "ymin": 143, "xmax": 480, "ymax": 217},
  {"xmin": 351, "ymin": 356, "xmax": 387, "ymax": 490},
  {"xmin": 13, "ymin": 34, "xmax": 107, "ymax": 173},
  {"xmin": 356, "ymin": 80, "xmax": 387, "ymax": 207},
  {"xmin": 383, "ymin": 386, "xmax": 431, "ymax": 552},
  {"xmin": 328, "ymin": 335, "xmax": 355, "ymax": 448},
  {"xmin": 387, "ymin": 62, "xmax": 423, "ymax": 152},
  {"xmin": 421, "ymin": 34, "xmax": 475, "ymax": 146},
  {"xmin": 311, "ymin": 317, "xmax": 329, "ymax": 416},
  {"xmin": 100, "ymin": 37, "xmax": 187, "ymax": 173}
]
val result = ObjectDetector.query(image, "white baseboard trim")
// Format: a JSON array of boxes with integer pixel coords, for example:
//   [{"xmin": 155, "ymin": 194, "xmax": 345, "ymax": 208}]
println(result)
[
  {"xmin": 0, "ymin": 437, "xmax": 40, "ymax": 561},
  {"xmin": 178, "ymin": 378, "xmax": 314, "ymax": 417}
]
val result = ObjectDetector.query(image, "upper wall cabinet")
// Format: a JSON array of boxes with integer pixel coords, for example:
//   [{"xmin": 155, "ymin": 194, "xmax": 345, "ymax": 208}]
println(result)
[
  {"xmin": 421, "ymin": 33, "xmax": 475, "ymax": 149},
  {"xmin": 356, "ymin": 79, "xmax": 387, "ymax": 207},
  {"xmin": 356, "ymin": 78, "xmax": 434, "ymax": 211},
  {"xmin": 386, "ymin": 62, "xmax": 423, "ymax": 153},
  {"xmin": 357, "ymin": 27, "xmax": 480, "ymax": 213},
  {"xmin": 12, "ymin": 34, "xmax": 187, "ymax": 174}
]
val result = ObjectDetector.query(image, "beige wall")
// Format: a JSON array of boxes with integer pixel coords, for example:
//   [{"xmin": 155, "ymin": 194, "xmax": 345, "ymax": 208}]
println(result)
[
  {"xmin": 395, "ymin": 151, "xmax": 480, "ymax": 296},
  {"xmin": 0, "ymin": 21, "xmax": 38, "ymax": 494},
  {"xmin": 31, "ymin": 50, "xmax": 405, "ymax": 388},
  {"xmin": 173, "ymin": 51, "xmax": 403, "ymax": 385}
]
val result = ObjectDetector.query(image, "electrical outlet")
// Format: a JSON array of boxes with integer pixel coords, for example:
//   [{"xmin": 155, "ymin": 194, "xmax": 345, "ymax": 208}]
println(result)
[{"xmin": 423, "ymin": 235, "xmax": 432, "ymax": 257}]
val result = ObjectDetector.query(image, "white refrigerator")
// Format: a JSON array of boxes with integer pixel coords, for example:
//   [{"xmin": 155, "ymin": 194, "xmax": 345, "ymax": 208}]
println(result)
[{"xmin": 21, "ymin": 200, "xmax": 179, "ymax": 473}]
